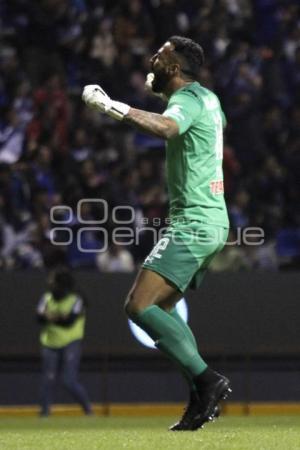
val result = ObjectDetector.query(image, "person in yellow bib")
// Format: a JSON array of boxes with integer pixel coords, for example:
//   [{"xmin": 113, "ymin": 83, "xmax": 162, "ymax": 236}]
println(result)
[{"xmin": 36, "ymin": 267, "xmax": 92, "ymax": 417}]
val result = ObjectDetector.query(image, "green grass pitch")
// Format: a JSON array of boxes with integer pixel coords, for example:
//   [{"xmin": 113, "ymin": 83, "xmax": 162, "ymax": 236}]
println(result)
[{"xmin": 0, "ymin": 416, "xmax": 299, "ymax": 450}]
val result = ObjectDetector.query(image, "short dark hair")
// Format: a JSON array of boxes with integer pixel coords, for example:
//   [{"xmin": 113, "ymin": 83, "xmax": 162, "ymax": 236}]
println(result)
[
  {"xmin": 169, "ymin": 36, "xmax": 204, "ymax": 80},
  {"xmin": 50, "ymin": 266, "xmax": 74, "ymax": 291}
]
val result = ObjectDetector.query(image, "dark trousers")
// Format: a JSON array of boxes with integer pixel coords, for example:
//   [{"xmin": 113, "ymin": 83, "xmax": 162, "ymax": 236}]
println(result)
[{"xmin": 40, "ymin": 340, "xmax": 91, "ymax": 416}]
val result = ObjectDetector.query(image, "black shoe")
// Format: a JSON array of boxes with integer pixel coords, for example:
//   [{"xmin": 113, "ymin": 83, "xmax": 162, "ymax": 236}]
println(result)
[
  {"xmin": 190, "ymin": 371, "xmax": 231, "ymax": 430},
  {"xmin": 169, "ymin": 390, "xmax": 200, "ymax": 431},
  {"xmin": 169, "ymin": 393, "xmax": 221, "ymax": 432},
  {"xmin": 169, "ymin": 371, "xmax": 231, "ymax": 432}
]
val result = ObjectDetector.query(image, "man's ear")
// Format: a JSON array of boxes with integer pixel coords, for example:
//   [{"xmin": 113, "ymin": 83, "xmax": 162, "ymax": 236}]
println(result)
[{"xmin": 168, "ymin": 64, "xmax": 180, "ymax": 77}]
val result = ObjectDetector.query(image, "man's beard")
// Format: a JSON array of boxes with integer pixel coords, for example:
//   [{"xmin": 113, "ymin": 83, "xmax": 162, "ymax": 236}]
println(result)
[{"xmin": 152, "ymin": 69, "xmax": 170, "ymax": 93}]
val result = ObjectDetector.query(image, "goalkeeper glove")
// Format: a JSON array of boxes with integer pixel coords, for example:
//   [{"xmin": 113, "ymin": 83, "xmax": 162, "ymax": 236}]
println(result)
[{"xmin": 82, "ymin": 84, "xmax": 130, "ymax": 120}]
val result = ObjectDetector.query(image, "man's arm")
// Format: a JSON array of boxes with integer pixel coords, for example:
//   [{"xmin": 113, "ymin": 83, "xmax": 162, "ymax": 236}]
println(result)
[
  {"xmin": 53, "ymin": 296, "xmax": 84, "ymax": 327},
  {"xmin": 36, "ymin": 294, "xmax": 84, "ymax": 326},
  {"xmin": 82, "ymin": 84, "xmax": 179, "ymax": 140},
  {"xmin": 125, "ymin": 108, "xmax": 179, "ymax": 139},
  {"xmin": 36, "ymin": 294, "xmax": 48, "ymax": 324},
  {"xmin": 51, "ymin": 313, "xmax": 79, "ymax": 327},
  {"xmin": 37, "ymin": 310, "xmax": 78, "ymax": 326}
]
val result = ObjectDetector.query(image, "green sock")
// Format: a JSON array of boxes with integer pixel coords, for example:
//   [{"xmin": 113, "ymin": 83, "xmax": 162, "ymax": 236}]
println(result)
[
  {"xmin": 169, "ymin": 308, "xmax": 206, "ymax": 390},
  {"xmin": 169, "ymin": 308, "xmax": 199, "ymax": 352},
  {"xmin": 132, "ymin": 305, "xmax": 207, "ymax": 379}
]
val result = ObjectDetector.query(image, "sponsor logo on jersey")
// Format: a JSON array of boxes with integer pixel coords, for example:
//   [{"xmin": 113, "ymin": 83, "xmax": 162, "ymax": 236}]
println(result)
[{"xmin": 210, "ymin": 180, "xmax": 224, "ymax": 195}]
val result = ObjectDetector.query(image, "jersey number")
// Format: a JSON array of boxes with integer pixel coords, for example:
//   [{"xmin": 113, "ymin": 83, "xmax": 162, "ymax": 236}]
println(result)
[{"xmin": 145, "ymin": 237, "xmax": 170, "ymax": 263}]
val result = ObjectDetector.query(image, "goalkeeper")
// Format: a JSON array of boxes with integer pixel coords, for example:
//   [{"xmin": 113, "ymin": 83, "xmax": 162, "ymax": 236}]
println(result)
[{"xmin": 82, "ymin": 36, "xmax": 231, "ymax": 431}]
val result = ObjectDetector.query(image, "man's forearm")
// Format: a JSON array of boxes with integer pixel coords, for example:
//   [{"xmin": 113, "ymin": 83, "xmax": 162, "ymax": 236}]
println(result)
[
  {"xmin": 53, "ymin": 313, "xmax": 78, "ymax": 327},
  {"xmin": 125, "ymin": 108, "xmax": 178, "ymax": 139}
]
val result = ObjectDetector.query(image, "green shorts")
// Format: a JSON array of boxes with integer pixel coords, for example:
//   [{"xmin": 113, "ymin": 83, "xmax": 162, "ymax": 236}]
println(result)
[{"xmin": 142, "ymin": 221, "xmax": 229, "ymax": 293}]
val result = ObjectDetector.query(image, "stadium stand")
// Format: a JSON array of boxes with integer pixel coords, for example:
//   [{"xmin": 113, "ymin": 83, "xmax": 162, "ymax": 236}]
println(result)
[{"xmin": 0, "ymin": 0, "xmax": 299, "ymax": 270}]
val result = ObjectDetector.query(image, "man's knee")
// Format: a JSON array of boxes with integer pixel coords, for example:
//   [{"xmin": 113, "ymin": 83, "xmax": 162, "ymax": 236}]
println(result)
[
  {"xmin": 124, "ymin": 290, "xmax": 144, "ymax": 319},
  {"xmin": 124, "ymin": 269, "xmax": 178, "ymax": 318}
]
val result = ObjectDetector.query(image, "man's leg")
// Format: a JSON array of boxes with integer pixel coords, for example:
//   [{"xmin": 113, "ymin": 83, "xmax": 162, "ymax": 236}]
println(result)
[
  {"xmin": 168, "ymin": 307, "xmax": 199, "ymax": 390},
  {"xmin": 125, "ymin": 268, "xmax": 231, "ymax": 431},
  {"xmin": 169, "ymin": 308, "xmax": 198, "ymax": 351},
  {"xmin": 125, "ymin": 269, "xmax": 208, "ymax": 378},
  {"xmin": 40, "ymin": 346, "xmax": 59, "ymax": 416},
  {"xmin": 61, "ymin": 340, "xmax": 92, "ymax": 415}
]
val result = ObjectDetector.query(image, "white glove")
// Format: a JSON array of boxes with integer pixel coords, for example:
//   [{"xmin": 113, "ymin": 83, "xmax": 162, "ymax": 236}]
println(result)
[
  {"xmin": 82, "ymin": 84, "xmax": 130, "ymax": 121},
  {"xmin": 145, "ymin": 73, "xmax": 167, "ymax": 101}
]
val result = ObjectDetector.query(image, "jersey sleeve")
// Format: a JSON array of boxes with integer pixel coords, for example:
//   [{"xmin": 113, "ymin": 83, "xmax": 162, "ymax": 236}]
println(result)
[{"xmin": 163, "ymin": 91, "xmax": 202, "ymax": 135}]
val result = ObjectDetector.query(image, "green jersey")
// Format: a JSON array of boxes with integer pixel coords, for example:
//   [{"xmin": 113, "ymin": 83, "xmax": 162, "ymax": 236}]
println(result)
[{"xmin": 163, "ymin": 82, "xmax": 229, "ymax": 227}]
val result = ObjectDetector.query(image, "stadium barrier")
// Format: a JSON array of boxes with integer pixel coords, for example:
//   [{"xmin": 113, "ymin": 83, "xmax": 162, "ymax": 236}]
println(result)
[{"xmin": 0, "ymin": 271, "xmax": 299, "ymax": 407}]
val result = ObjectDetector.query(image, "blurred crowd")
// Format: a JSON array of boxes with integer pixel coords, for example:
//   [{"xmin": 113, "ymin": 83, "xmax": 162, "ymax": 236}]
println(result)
[{"xmin": 0, "ymin": 0, "xmax": 299, "ymax": 271}]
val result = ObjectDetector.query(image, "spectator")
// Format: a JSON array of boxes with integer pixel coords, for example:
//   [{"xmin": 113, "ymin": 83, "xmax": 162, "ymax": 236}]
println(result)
[
  {"xmin": 96, "ymin": 242, "xmax": 135, "ymax": 273},
  {"xmin": 36, "ymin": 266, "xmax": 92, "ymax": 417},
  {"xmin": 0, "ymin": 108, "xmax": 24, "ymax": 164},
  {"xmin": 0, "ymin": 0, "xmax": 299, "ymax": 270}
]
